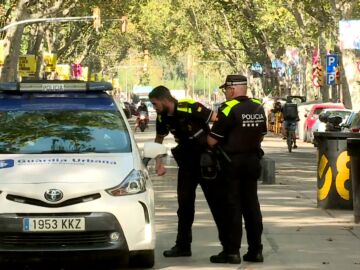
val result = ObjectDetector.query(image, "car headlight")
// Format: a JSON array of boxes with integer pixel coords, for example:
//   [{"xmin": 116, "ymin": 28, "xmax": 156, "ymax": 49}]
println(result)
[{"xmin": 106, "ymin": 170, "xmax": 147, "ymax": 196}]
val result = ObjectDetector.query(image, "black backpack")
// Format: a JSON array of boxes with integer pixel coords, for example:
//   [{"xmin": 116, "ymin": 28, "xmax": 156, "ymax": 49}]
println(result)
[{"xmin": 283, "ymin": 103, "xmax": 298, "ymax": 120}]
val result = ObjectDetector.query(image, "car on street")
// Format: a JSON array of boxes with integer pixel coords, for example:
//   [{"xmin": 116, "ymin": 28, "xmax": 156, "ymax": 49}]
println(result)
[
  {"xmin": 124, "ymin": 101, "xmax": 138, "ymax": 116},
  {"xmin": 0, "ymin": 81, "xmax": 166, "ymax": 268},
  {"xmin": 144, "ymin": 101, "xmax": 157, "ymax": 120},
  {"xmin": 342, "ymin": 110, "xmax": 360, "ymax": 133},
  {"xmin": 303, "ymin": 103, "xmax": 345, "ymax": 142},
  {"xmin": 310, "ymin": 108, "xmax": 353, "ymax": 142},
  {"xmin": 121, "ymin": 101, "xmax": 132, "ymax": 119}
]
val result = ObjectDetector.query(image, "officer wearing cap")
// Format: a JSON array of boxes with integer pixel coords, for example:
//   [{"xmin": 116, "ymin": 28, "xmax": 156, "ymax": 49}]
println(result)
[
  {"xmin": 149, "ymin": 85, "xmax": 227, "ymax": 258},
  {"xmin": 207, "ymin": 75, "xmax": 267, "ymax": 264}
]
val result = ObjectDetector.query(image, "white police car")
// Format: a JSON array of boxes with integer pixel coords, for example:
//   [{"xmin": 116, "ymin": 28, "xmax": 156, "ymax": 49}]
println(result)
[{"xmin": 0, "ymin": 81, "xmax": 166, "ymax": 268}]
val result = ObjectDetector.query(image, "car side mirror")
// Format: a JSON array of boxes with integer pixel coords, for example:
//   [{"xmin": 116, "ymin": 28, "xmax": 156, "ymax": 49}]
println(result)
[{"xmin": 142, "ymin": 142, "xmax": 168, "ymax": 166}]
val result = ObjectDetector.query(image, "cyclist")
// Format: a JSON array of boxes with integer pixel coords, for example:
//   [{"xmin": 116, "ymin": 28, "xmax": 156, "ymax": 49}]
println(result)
[{"xmin": 282, "ymin": 100, "xmax": 299, "ymax": 149}]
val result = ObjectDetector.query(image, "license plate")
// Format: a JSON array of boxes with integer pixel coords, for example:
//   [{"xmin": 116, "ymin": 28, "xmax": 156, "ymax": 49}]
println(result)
[{"xmin": 23, "ymin": 217, "xmax": 85, "ymax": 232}]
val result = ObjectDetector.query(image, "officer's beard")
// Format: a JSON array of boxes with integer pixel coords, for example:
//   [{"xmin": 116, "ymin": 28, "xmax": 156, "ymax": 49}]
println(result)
[
  {"xmin": 163, "ymin": 107, "xmax": 169, "ymax": 115},
  {"xmin": 162, "ymin": 104, "xmax": 171, "ymax": 116}
]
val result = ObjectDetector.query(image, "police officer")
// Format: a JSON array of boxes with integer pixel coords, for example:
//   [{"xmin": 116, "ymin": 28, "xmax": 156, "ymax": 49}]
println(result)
[
  {"xmin": 149, "ymin": 85, "xmax": 226, "ymax": 257},
  {"xmin": 207, "ymin": 75, "xmax": 267, "ymax": 264}
]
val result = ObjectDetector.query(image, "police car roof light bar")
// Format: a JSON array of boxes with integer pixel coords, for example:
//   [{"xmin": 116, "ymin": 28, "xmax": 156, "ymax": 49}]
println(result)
[{"xmin": 0, "ymin": 81, "xmax": 113, "ymax": 92}]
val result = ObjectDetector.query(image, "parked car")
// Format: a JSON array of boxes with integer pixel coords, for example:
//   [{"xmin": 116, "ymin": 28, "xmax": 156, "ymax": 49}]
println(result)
[
  {"xmin": 303, "ymin": 103, "xmax": 345, "ymax": 142},
  {"xmin": 342, "ymin": 110, "xmax": 360, "ymax": 133},
  {"xmin": 124, "ymin": 101, "xmax": 137, "ymax": 116},
  {"xmin": 310, "ymin": 108, "xmax": 353, "ymax": 142},
  {"xmin": 122, "ymin": 101, "xmax": 132, "ymax": 118},
  {"xmin": 144, "ymin": 101, "xmax": 157, "ymax": 120},
  {"xmin": 0, "ymin": 81, "xmax": 167, "ymax": 267}
]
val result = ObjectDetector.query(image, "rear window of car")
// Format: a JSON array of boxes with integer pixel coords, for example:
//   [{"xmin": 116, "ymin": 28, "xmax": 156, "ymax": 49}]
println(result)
[
  {"xmin": 314, "ymin": 108, "xmax": 324, "ymax": 115},
  {"xmin": 324, "ymin": 110, "xmax": 352, "ymax": 119},
  {"xmin": 0, "ymin": 93, "xmax": 131, "ymax": 154}
]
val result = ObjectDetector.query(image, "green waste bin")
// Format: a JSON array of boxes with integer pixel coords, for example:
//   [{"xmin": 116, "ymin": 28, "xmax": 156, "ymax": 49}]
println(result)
[
  {"xmin": 314, "ymin": 132, "xmax": 360, "ymax": 209},
  {"xmin": 347, "ymin": 138, "xmax": 360, "ymax": 223}
]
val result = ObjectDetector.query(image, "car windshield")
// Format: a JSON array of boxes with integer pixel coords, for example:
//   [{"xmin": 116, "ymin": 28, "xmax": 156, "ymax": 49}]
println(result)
[
  {"xmin": 313, "ymin": 108, "xmax": 324, "ymax": 115},
  {"xmin": 0, "ymin": 95, "xmax": 131, "ymax": 154},
  {"xmin": 325, "ymin": 110, "xmax": 351, "ymax": 119}
]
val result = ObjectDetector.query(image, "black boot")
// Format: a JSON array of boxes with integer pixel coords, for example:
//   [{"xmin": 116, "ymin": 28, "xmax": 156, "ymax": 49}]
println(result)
[
  {"xmin": 210, "ymin": 251, "xmax": 241, "ymax": 264},
  {"xmin": 243, "ymin": 250, "xmax": 264, "ymax": 262},
  {"xmin": 163, "ymin": 245, "xmax": 191, "ymax": 257}
]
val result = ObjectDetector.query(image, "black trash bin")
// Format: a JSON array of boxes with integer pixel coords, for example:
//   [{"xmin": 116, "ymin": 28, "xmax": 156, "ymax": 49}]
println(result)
[
  {"xmin": 347, "ymin": 138, "xmax": 360, "ymax": 223},
  {"xmin": 314, "ymin": 132, "xmax": 360, "ymax": 209}
]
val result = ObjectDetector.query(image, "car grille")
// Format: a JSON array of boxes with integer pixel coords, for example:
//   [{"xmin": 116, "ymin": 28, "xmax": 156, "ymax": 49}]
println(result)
[
  {"xmin": 0, "ymin": 232, "xmax": 109, "ymax": 247},
  {"xmin": 6, "ymin": 193, "xmax": 101, "ymax": 208}
]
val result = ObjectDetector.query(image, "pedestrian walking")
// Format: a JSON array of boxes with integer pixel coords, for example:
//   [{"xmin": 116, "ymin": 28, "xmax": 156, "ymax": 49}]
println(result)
[
  {"xmin": 148, "ymin": 85, "xmax": 227, "ymax": 257},
  {"xmin": 207, "ymin": 74, "xmax": 267, "ymax": 264}
]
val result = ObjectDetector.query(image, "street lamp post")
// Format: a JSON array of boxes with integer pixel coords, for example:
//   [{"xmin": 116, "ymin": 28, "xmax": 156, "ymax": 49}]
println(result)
[
  {"xmin": 194, "ymin": 60, "xmax": 228, "ymax": 103},
  {"xmin": 105, "ymin": 65, "xmax": 143, "ymax": 101}
]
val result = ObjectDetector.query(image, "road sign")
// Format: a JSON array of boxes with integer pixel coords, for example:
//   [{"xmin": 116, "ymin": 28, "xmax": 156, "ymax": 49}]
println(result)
[
  {"xmin": 327, "ymin": 73, "xmax": 336, "ymax": 85},
  {"xmin": 326, "ymin": 54, "xmax": 338, "ymax": 73}
]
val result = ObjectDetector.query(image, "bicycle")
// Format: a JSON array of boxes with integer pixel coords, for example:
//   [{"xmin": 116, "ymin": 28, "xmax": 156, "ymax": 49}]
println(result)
[
  {"xmin": 284, "ymin": 121, "xmax": 297, "ymax": 153},
  {"xmin": 286, "ymin": 128, "xmax": 295, "ymax": 152}
]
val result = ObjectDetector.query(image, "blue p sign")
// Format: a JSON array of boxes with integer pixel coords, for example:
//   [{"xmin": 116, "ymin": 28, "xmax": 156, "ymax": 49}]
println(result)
[
  {"xmin": 326, "ymin": 54, "xmax": 338, "ymax": 73},
  {"xmin": 327, "ymin": 73, "xmax": 336, "ymax": 85}
]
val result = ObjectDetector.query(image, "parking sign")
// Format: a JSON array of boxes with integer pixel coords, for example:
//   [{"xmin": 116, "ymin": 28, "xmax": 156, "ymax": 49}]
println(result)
[
  {"xmin": 326, "ymin": 54, "xmax": 338, "ymax": 73},
  {"xmin": 327, "ymin": 73, "xmax": 336, "ymax": 85}
]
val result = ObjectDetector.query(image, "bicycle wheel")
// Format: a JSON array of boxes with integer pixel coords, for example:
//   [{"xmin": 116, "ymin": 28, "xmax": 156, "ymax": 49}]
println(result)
[{"xmin": 287, "ymin": 131, "xmax": 293, "ymax": 152}]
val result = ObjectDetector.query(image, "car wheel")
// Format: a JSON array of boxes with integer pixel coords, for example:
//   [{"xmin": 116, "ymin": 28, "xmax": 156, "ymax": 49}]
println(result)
[{"xmin": 129, "ymin": 250, "xmax": 155, "ymax": 268}]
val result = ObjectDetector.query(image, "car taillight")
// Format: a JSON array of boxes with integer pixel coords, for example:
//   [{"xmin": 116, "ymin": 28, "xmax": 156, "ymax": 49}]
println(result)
[{"xmin": 351, "ymin": 128, "xmax": 360, "ymax": 133}]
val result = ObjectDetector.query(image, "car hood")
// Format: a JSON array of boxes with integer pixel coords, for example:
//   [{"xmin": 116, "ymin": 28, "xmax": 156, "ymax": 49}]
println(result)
[{"xmin": 0, "ymin": 154, "xmax": 135, "ymax": 186}]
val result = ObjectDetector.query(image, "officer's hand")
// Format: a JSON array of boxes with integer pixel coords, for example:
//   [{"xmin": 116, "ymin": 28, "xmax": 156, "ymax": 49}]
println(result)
[{"xmin": 155, "ymin": 162, "xmax": 166, "ymax": 176}]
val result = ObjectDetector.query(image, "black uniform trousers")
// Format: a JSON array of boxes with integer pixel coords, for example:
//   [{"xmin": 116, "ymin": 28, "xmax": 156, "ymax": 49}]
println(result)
[
  {"xmin": 171, "ymin": 143, "xmax": 226, "ymax": 249},
  {"xmin": 221, "ymin": 152, "xmax": 263, "ymax": 254}
]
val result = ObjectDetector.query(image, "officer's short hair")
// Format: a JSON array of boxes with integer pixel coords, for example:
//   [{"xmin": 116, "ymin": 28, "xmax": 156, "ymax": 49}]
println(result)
[{"xmin": 149, "ymin": 85, "xmax": 174, "ymax": 100}]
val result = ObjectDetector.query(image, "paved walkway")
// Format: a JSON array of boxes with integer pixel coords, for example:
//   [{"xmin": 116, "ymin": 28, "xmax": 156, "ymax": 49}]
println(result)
[{"xmin": 147, "ymin": 132, "xmax": 360, "ymax": 270}]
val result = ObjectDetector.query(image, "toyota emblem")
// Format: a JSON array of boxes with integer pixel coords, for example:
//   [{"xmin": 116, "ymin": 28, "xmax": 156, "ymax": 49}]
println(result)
[{"xmin": 44, "ymin": 189, "xmax": 63, "ymax": 202}]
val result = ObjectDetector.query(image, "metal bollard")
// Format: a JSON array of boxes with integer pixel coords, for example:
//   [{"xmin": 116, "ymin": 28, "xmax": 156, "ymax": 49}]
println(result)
[
  {"xmin": 259, "ymin": 157, "xmax": 276, "ymax": 184},
  {"xmin": 347, "ymin": 138, "xmax": 360, "ymax": 223}
]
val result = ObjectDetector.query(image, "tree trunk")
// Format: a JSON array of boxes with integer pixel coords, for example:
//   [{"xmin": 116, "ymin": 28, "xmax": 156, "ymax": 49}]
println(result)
[
  {"xmin": 339, "ymin": 0, "xmax": 359, "ymax": 109},
  {"xmin": 341, "ymin": 50, "xmax": 359, "ymax": 110},
  {"xmin": 0, "ymin": 0, "xmax": 31, "ymax": 82}
]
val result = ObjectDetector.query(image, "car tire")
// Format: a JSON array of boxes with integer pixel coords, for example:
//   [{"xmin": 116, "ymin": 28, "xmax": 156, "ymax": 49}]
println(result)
[{"xmin": 129, "ymin": 250, "xmax": 155, "ymax": 268}]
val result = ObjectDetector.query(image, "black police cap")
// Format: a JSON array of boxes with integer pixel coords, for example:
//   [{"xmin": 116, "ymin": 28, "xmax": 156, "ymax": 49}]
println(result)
[{"xmin": 219, "ymin": 74, "xmax": 247, "ymax": 89}]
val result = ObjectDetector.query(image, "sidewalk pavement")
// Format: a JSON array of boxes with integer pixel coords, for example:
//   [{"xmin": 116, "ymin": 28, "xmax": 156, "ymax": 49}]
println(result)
[{"xmin": 149, "ymin": 133, "xmax": 360, "ymax": 270}]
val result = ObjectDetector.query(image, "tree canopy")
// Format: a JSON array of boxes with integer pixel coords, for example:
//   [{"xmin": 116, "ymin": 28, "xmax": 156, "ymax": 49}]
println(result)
[{"xmin": 0, "ymin": 0, "xmax": 359, "ymax": 104}]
